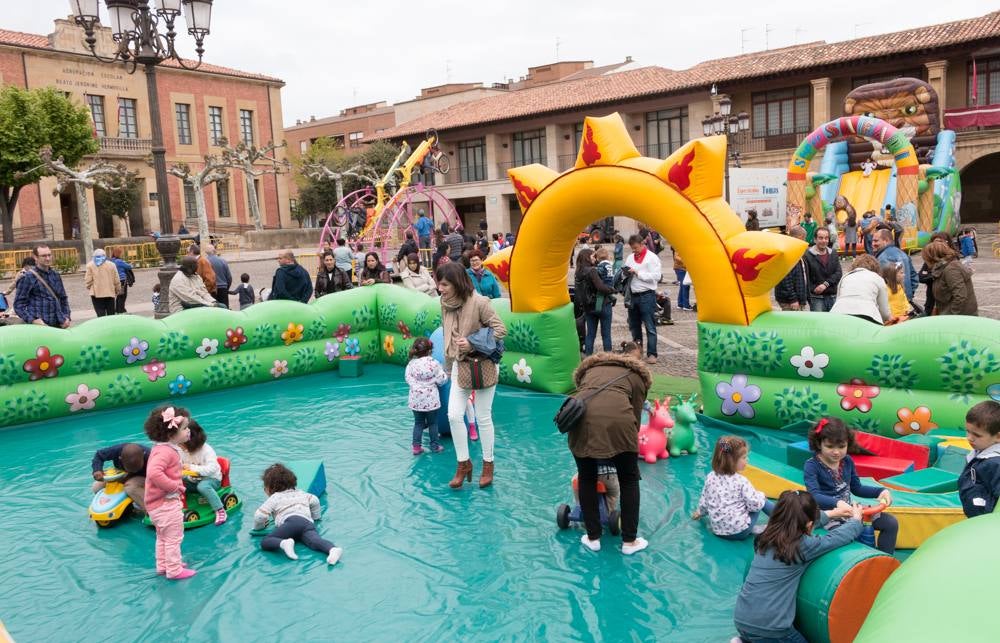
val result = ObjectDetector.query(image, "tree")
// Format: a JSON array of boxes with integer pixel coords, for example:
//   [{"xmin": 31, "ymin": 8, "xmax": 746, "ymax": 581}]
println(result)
[
  {"xmin": 219, "ymin": 138, "xmax": 290, "ymax": 231},
  {"xmin": 36, "ymin": 148, "xmax": 131, "ymax": 261},
  {"xmin": 94, "ymin": 171, "xmax": 141, "ymax": 237},
  {"xmin": 167, "ymin": 155, "xmax": 229, "ymax": 241},
  {"xmin": 293, "ymin": 138, "xmax": 400, "ymax": 224},
  {"xmin": 0, "ymin": 86, "xmax": 99, "ymax": 242}
]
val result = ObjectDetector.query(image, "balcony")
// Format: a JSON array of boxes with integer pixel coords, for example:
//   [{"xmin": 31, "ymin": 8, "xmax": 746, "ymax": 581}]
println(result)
[
  {"xmin": 742, "ymin": 130, "xmax": 809, "ymax": 154},
  {"xmin": 944, "ymin": 105, "xmax": 1000, "ymax": 132},
  {"xmin": 456, "ymin": 165, "xmax": 488, "ymax": 184},
  {"xmin": 97, "ymin": 137, "xmax": 152, "ymax": 157}
]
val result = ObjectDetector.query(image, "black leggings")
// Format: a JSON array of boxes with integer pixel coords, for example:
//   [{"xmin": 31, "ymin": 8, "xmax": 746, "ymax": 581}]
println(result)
[
  {"xmin": 574, "ymin": 452, "xmax": 640, "ymax": 542},
  {"xmin": 261, "ymin": 515, "xmax": 334, "ymax": 554}
]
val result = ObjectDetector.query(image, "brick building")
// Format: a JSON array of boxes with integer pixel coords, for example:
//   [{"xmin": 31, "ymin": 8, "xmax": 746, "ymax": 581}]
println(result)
[
  {"xmin": 0, "ymin": 18, "xmax": 291, "ymax": 242},
  {"xmin": 373, "ymin": 11, "xmax": 1000, "ymax": 234}
]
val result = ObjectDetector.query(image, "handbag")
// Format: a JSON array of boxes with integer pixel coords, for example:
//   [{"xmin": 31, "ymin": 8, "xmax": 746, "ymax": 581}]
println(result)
[
  {"xmin": 553, "ymin": 370, "xmax": 632, "ymax": 434},
  {"xmin": 457, "ymin": 354, "xmax": 498, "ymax": 390}
]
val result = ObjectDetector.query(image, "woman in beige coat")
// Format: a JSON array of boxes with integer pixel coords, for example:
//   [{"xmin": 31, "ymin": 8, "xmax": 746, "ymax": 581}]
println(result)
[
  {"xmin": 437, "ymin": 261, "xmax": 506, "ymax": 489},
  {"xmin": 568, "ymin": 347, "xmax": 651, "ymax": 555},
  {"xmin": 84, "ymin": 249, "xmax": 122, "ymax": 317},
  {"xmin": 398, "ymin": 253, "xmax": 437, "ymax": 297}
]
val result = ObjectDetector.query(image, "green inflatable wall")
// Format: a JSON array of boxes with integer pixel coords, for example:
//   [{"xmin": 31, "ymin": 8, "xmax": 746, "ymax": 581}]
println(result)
[
  {"xmin": 0, "ymin": 285, "xmax": 580, "ymax": 429},
  {"xmin": 698, "ymin": 312, "xmax": 1000, "ymax": 435}
]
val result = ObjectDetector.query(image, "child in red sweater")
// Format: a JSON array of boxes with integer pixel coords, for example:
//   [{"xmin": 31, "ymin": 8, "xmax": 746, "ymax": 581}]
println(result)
[{"xmin": 144, "ymin": 405, "xmax": 195, "ymax": 580}]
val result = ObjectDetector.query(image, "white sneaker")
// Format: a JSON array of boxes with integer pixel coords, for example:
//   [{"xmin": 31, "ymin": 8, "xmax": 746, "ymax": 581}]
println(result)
[
  {"xmin": 279, "ymin": 538, "xmax": 298, "ymax": 560},
  {"xmin": 327, "ymin": 546, "xmax": 343, "ymax": 565},
  {"xmin": 580, "ymin": 534, "xmax": 601, "ymax": 552},
  {"xmin": 621, "ymin": 537, "xmax": 649, "ymax": 555}
]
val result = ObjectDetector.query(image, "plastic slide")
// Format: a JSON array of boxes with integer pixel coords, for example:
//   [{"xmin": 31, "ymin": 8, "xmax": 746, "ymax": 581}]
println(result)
[{"xmin": 837, "ymin": 169, "xmax": 891, "ymax": 219}]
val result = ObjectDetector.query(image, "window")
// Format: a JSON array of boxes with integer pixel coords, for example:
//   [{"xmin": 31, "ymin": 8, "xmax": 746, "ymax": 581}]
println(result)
[
  {"xmin": 349, "ymin": 131, "xmax": 363, "ymax": 148},
  {"xmin": 573, "ymin": 123, "xmax": 584, "ymax": 154},
  {"xmin": 175, "ymin": 103, "xmax": 192, "ymax": 145},
  {"xmin": 183, "ymin": 182, "xmax": 197, "ymax": 219},
  {"xmin": 118, "ymin": 98, "xmax": 138, "ymax": 138},
  {"xmin": 208, "ymin": 106, "xmax": 224, "ymax": 145},
  {"xmin": 752, "ymin": 86, "xmax": 810, "ymax": 141},
  {"xmin": 85, "ymin": 95, "xmax": 106, "ymax": 138},
  {"xmin": 645, "ymin": 107, "xmax": 688, "ymax": 158},
  {"xmin": 969, "ymin": 57, "xmax": 1000, "ymax": 106},
  {"xmin": 239, "ymin": 109, "xmax": 254, "ymax": 146},
  {"xmin": 458, "ymin": 138, "xmax": 486, "ymax": 182},
  {"xmin": 512, "ymin": 129, "xmax": 546, "ymax": 166},
  {"xmin": 216, "ymin": 179, "xmax": 230, "ymax": 217},
  {"xmin": 852, "ymin": 68, "xmax": 924, "ymax": 90},
  {"xmin": 299, "ymin": 140, "xmax": 308, "ymax": 153}
]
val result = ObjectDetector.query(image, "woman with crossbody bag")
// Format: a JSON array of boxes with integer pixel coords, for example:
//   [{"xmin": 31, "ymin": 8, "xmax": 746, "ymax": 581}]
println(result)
[
  {"xmin": 569, "ymin": 344, "xmax": 651, "ymax": 555},
  {"xmin": 436, "ymin": 262, "xmax": 507, "ymax": 489}
]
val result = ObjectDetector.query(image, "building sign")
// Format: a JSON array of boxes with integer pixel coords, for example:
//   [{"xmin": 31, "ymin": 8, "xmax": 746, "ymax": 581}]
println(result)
[
  {"xmin": 729, "ymin": 168, "xmax": 787, "ymax": 228},
  {"xmin": 54, "ymin": 66, "xmax": 131, "ymax": 93}
]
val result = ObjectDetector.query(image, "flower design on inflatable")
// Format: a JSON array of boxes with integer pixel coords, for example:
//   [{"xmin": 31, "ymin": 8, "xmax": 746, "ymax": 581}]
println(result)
[
  {"xmin": 324, "ymin": 341, "xmax": 340, "ymax": 362},
  {"xmin": 282, "ymin": 322, "xmax": 304, "ymax": 346},
  {"xmin": 397, "ymin": 320, "xmax": 412, "ymax": 340},
  {"xmin": 716, "ymin": 374, "xmax": 761, "ymax": 419},
  {"xmin": 121, "ymin": 337, "xmax": 149, "ymax": 364},
  {"xmin": 989, "ymin": 383, "xmax": 1000, "ymax": 402},
  {"xmin": 224, "ymin": 327, "xmax": 248, "ymax": 351},
  {"xmin": 270, "ymin": 359, "xmax": 288, "ymax": 378},
  {"xmin": 512, "ymin": 358, "xmax": 532, "ymax": 383},
  {"xmin": 142, "ymin": 359, "xmax": 167, "ymax": 382},
  {"xmin": 344, "ymin": 338, "xmax": 361, "ymax": 356},
  {"xmin": 196, "ymin": 338, "xmax": 219, "ymax": 359},
  {"xmin": 334, "ymin": 323, "xmax": 352, "ymax": 342},
  {"xmin": 65, "ymin": 383, "xmax": 100, "ymax": 412},
  {"xmin": 837, "ymin": 378, "xmax": 880, "ymax": 413},
  {"xmin": 383, "ymin": 335, "xmax": 395, "ymax": 357},
  {"xmin": 790, "ymin": 346, "xmax": 828, "ymax": 379},
  {"xmin": 168, "ymin": 374, "xmax": 192, "ymax": 395},
  {"xmin": 22, "ymin": 346, "xmax": 64, "ymax": 381},
  {"xmin": 894, "ymin": 406, "xmax": 938, "ymax": 436}
]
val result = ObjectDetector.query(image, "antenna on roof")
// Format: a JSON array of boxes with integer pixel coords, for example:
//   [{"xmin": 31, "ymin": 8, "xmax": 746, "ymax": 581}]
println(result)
[
  {"xmin": 555, "ymin": 36, "xmax": 560, "ymax": 60},
  {"xmin": 740, "ymin": 28, "xmax": 753, "ymax": 54},
  {"xmin": 765, "ymin": 23, "xmax": 774, "ymax": 50}
]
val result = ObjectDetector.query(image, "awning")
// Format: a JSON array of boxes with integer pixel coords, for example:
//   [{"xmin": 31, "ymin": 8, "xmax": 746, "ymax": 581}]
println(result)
[{"xmin": 943, "ymin": 105, "xmax": 1000, "ymax": 129}]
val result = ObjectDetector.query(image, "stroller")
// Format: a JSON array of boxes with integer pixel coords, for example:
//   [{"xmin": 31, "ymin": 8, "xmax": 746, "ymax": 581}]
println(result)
[{"xmin": 654, "ymin": 291, "xmax": 674, "ymax": 325}]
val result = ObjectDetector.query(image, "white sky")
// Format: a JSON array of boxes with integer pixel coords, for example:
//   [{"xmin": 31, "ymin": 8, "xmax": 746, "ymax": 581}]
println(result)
[{"xmin": 6, "ymin": 1, "xmax": 994, "ymax": 127}]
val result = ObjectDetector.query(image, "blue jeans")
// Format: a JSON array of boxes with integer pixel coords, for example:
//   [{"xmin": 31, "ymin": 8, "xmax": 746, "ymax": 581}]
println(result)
[
  {"xmin": 808, "ymin": 295, "xmax": 835, "ymax": 312},
  {"xmin": 735, "ymin": 627, "xmax": 807, "ymax": 643},
  {"xmin": 412, "ymin": 409, "xmax": 440, "ymax": 448},
  {"xmin": 627, "ymin": 291, "xmax": 657, "ymax": 357},
  {"xmin": 584, "ymin": 305, "xmax": 613, "ymax": 355},
  {"xmin": 717, "ymin": 500, "xmax": 776, "ymax": 541},
  {"xmin": 674, "ymin": 269, "xmax": 690, "ymax": 308},
  {"xmin": 184, "ymin": 476, "xmax": 223, "ymax": 511}
]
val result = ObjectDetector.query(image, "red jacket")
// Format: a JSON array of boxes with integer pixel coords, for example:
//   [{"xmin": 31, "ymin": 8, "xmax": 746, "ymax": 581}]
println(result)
[{"xmin": 144, "ymin": 444, "xmax": 184, "ymax": 511}]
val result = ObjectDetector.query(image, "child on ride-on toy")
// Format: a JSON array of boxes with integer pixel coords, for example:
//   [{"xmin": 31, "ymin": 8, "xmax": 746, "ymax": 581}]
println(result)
[
  {"xmin": 573, "ymin": 461, "xmax": 619, "ymax": 513},
  {"xmin": 181, "ymin": 419, "xmax": 227, "ymax": 526},
  {"xmin": 91, "ymin": 442, "xmax": 150, "ymax": 512},
  {"xmin": 253, "ymin": 463, "xmax": 343, "ymax": 565}
]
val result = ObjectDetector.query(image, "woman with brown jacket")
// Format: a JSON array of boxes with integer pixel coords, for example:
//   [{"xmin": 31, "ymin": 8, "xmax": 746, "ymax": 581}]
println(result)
[
  {"xmin": 84, "ymin": 249, "xmax": 122, "ymax": 317},
  {"xmin": 568, "ymin": 346, "xmax": 651, "ymax": 555},
  {"xmin": 437, "ymin": 261, "xmax": 507, "ymax": 489},
  {"xmin": 922, "ymin": 242, "xmax": 978, "ymax": 316}
]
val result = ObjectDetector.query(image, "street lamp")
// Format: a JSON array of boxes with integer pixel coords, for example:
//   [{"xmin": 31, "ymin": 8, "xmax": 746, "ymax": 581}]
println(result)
[
  {"xmin": 68, "ymin": 0, "xmax": 214, "ymax": 236},
  {"xmin": 701, "ymin": 89, "xmax": 749, "ymax": 202}
]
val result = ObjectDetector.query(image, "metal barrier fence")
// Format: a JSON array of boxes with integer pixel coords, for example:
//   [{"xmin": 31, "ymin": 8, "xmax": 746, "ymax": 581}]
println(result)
[{"xmin": 0, "ymin": 247, "xmax": 80, "ymax": 277}]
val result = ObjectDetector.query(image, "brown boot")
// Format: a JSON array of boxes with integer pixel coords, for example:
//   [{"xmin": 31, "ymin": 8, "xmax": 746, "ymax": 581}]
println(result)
[
  {"xmin": 479, "ymin": 460, "xmax": 494, "ymax": 488},
  {"xmin": 449, "ymin": 460, "xmax": 473, "ymax": 489}
]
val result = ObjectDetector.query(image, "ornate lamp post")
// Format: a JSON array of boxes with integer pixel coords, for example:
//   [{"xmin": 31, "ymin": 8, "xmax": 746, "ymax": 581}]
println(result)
[
  {"xmin": 68, "ymin": 0, "xmax": 214, "ymax": 236},
  {"xmin": 701, "ymin": 94, "xmax": 750, "ymax": 202}
]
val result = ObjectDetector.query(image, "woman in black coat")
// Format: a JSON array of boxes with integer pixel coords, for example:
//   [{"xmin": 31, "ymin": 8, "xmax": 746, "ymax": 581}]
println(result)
[{"xmin": 315, "ymin": 252, "xmax": 352, "ymax": 297}]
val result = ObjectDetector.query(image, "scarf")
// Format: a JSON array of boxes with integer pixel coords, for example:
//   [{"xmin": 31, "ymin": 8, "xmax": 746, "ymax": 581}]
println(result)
[
  {"xmin": 633, "ymin": 247, "xmax": 648, "ymax": 263},
  {"xmin": 471, "ymin": 267, "xmax": 485, "ymax": 279},
  {"xmin": 440, "ymin": 292, "xmax": 464, "ymax": 311}
]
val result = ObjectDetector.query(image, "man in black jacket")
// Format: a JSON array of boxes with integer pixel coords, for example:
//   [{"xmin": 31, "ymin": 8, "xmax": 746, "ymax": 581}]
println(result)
[
  {"xmin": 395, "ymin": 231, "xmax": 418, "ymax": 263},
  {"xmin": 269, "ymin": 250, "xmax": 313, "ymax": 303},
  {"xmin": 775, "ymin": 227, "xmax": 809, "ymax": 310},
  {"xmin": 803, "ymin": 227, "xmax": 842, "ymax": 312}
]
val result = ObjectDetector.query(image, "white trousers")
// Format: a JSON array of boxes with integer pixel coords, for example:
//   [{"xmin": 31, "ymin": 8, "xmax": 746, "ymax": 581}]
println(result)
[{"xmin": 448, "ymin": 362, "xmax": 496, "ymax": 462}]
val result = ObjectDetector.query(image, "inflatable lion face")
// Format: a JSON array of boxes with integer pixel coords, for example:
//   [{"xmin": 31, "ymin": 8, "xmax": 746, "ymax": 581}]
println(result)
[{"xmin": 843, "ymin": 78, "xmax": 940, "ymax": 137}]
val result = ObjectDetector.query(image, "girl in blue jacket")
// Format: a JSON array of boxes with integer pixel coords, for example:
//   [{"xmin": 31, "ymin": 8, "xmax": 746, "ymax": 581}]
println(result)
[{"xmin": 803, "ymin": 417, "xmax": 897, "ymax": 554}]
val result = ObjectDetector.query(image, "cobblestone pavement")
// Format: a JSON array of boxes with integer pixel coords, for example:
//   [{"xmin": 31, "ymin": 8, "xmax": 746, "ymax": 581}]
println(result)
[{"xmin": 8, "ymin": 237, "xmax": 998, "ymax": 380}]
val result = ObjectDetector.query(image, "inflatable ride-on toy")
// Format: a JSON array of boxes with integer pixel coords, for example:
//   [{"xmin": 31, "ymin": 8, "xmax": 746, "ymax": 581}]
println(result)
[
  {"xmin": 142, "ymin": 457, "xmax": 241, "ymax": 530},
  {"xmin": 88, "ymin": 467, "xmax": 135, "ymax": 527},
  {"xmin": 556, "ymin": 476, "xmax": 621, "ymax": 536}
]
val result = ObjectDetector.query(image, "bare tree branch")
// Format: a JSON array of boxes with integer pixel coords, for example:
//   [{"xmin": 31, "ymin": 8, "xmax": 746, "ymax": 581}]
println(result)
[{"xmin": 167, "ymin": 153, "xmax": 230, "ymax": 241}]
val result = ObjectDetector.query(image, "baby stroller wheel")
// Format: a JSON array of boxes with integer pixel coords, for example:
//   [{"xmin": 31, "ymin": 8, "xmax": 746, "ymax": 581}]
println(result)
[
  {"xmin": 556, "ymin": 504, "xmax": 571, "ymax": 530},
  {"xmin": 608, "ymin": 510, "xmax": 621, "ymax": 536}
]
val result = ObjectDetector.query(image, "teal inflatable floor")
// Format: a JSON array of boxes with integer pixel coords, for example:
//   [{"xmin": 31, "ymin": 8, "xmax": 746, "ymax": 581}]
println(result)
[{"xmin": 2, "ymin": 365, "xmax": 768, "ymax": 642}]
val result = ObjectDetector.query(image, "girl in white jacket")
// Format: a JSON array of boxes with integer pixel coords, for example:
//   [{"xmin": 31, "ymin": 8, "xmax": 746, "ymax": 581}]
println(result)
[
  {"xmin": 405, "ymin": 337, "xmax": 448, "ymax": 455},
  {"xmin": 181, "ymin": 419, "xmax": 227, "ymax": 525}
]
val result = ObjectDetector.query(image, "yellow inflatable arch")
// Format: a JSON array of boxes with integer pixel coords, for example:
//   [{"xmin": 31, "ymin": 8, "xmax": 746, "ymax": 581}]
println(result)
[{"xmin": 498, "ymin": 113, "xmax": 806, "ymax": 326}]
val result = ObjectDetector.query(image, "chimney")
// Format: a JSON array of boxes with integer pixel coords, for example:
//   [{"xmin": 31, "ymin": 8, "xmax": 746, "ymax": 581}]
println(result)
[
  {"xmin": 295, "ymin": 119, "xmax": 301, "ymax": 125},
  {"xmin": 625, "ymin": 55, "xmax": 633, "ymax": 63},
  {"xmin": 310, "ymin": 115, "xmax": 316, "ymax": 122}
]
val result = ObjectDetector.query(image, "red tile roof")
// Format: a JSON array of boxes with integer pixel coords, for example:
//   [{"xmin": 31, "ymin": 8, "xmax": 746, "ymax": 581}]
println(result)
[
  {"xmin": 377, "ymin": 10, "xmax": 1000, "ymax": 139},
  {"xmin": 0, "ymin": 28, "xmax": 282, "ymax": 84}
]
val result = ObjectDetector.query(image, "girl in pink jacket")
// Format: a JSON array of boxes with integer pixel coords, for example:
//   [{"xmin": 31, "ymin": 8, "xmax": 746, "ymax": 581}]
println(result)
[{"xmin": 143, "ymin": 405, "xmax": 195, "ymax": 580}]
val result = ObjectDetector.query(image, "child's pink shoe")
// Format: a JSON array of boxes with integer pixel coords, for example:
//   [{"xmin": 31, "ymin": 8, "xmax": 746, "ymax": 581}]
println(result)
[
  {"xmin": 412, "ymin": 445, "xmax": 425, "ymax": 456},
  {"xmin": 157, "ymin": 563, "xmax": 187, "ymax": 575},
  {"xmin": 214, "ymin": 508, "xmax": 227, "ymax": 525},
  {"xmin": 167, "ymin": 568, "xmax": 197, "ymax": 580},
  {"xmin": 469, "ymin": 423, "xmax": 479, "ymax": 441}
]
